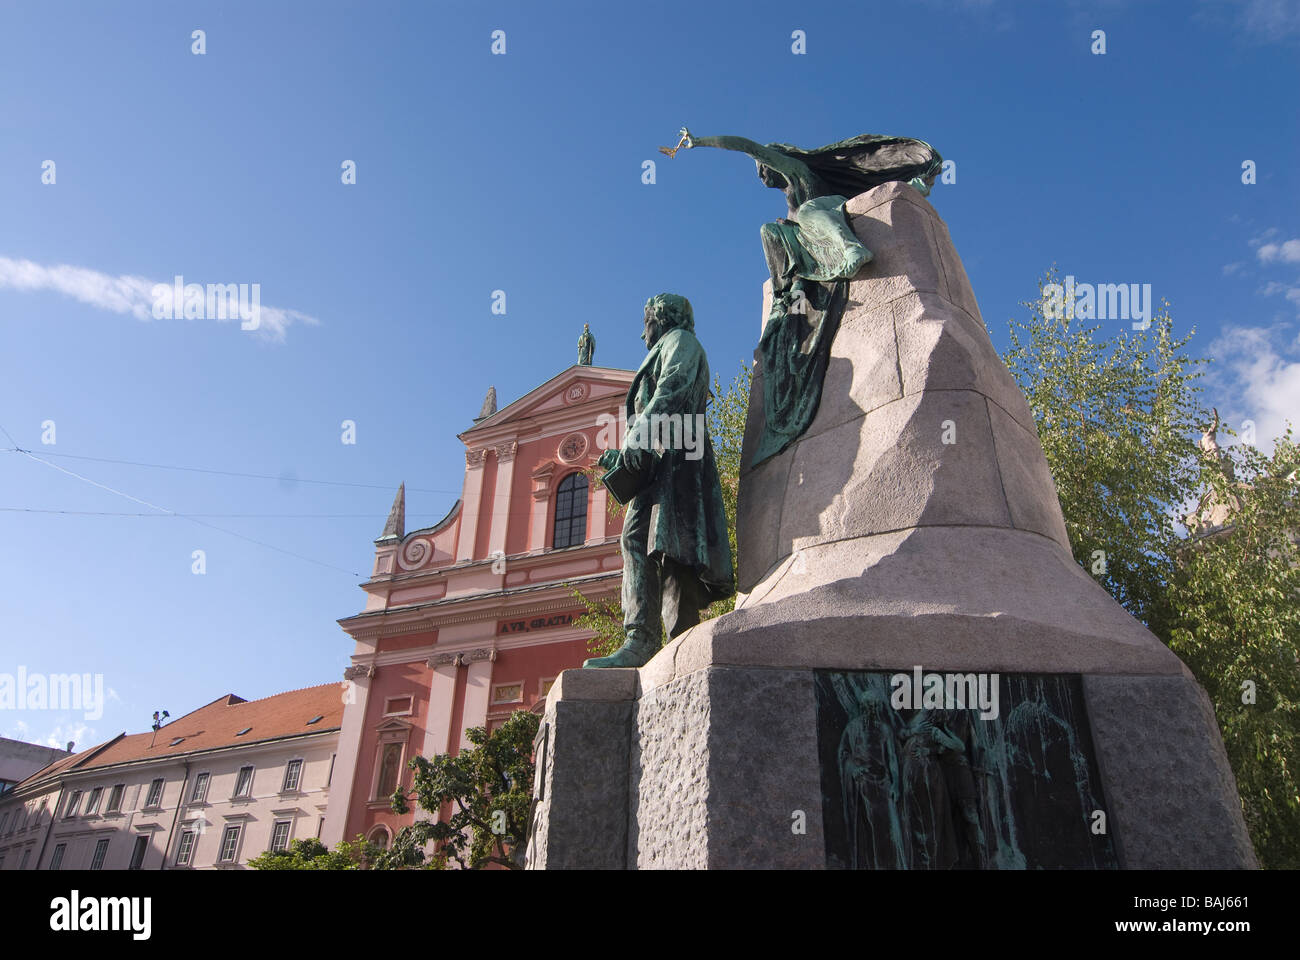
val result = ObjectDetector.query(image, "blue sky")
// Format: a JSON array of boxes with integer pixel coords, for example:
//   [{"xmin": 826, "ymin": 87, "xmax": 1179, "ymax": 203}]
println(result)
[{"xmin": 1, "ymin": 0, "xmax": 1297, "ymax": 751}]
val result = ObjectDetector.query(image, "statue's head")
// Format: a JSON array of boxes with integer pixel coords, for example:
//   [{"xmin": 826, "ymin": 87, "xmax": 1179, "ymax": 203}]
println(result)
[
  {"xmin": 642, "ymin": 293, "xmax": 694, "ymax": 348},
  {"xmin": 755, "ymin": 161, "xmax": 788, "ymax": 190}
]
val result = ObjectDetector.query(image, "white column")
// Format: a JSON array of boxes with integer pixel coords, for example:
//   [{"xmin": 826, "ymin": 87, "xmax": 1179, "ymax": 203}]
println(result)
[
  {"xmin": 589, "ymin": 484, "xmax": 607, "ymax": 542},
  {"xmin": 456, "ymin": 450, "xmax": 487, "ymax": 561},
  {"xmin": 412, "ymin": 663, "xmax": 459, "ymax": 838},
  {"xmin": 420, "ymin": 665, "xmax": 459, "ymax": 761},
  {"xmin": 459, "ymin": 659, "xmax": 494, "ymax": 750},
  {"xmin": 487, "ymin": 441, "xmax": 517, "ymax": 558},
  {"xmin": 321, "ymin": 668, "xmax": 371, "ymax": 847}
]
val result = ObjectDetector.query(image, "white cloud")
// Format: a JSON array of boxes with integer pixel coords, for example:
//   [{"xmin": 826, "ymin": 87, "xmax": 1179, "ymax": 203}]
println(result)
[
  {"xmin": 1202, "ymin": 0, "xmax": 1300, "ymax": 43},
  {"xmin": 38, "ymin": 721, "xmax": 97, "ymax": 751},
  {"xmin": 1261, "ymin": 280, "xmax": 1300, "ymax": 303},
  {"xmin": 0, "ymin": 256, "xmax": 318, "ymax": 343},
  {"xmin": 1223, "ymin": 261, "xmax": 1245, "ymax": 275},
  {"xmin": 1257, "ymin": 238, "xmax": 1300, "ymax": 263},
  {"xmin": 1209, "ymin": 324, "xmax": 1300, "ymax": 450},
  {"xmin": 1237, "ymin": 0, "xmax": 1300, "ymax": 40}
]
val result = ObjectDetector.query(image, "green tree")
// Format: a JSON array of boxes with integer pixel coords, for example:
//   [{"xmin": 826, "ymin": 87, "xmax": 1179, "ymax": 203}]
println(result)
[
  {"xmin": 247, "ymin": 835, "xmax": 380, "ymax": 870},
  {"xmin": 385, "ymin": 709, "xmax": 539, "ymax": 870},
  {"xmin": 1004, "ymin": 267, "xmax": 1300, "ymax": 867},
  {"xmin": 574, "ymin": 362, "xmax": 751, "ymax": 658},
  {"xmin": 1167, "ymin": 432, "xmax": 1300, "ymax": 867},
  {"xmin": 1003, "ymin": 267, "xmax": 1207, "ymax": 633}
]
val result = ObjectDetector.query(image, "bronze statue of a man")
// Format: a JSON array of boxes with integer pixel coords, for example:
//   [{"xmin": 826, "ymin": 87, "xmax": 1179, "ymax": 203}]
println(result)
[
  {"xmin": 577, "ymin": 323, "xmax": 595, "ymax": 365},
  {"xmin": 584, "ymin": 294, "xmax": 735, "ymax": 668}
]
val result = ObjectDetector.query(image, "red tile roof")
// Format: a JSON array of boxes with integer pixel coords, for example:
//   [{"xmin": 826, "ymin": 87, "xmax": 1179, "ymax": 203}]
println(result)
[{"xmin": 15, "ymin": 683, "xmax": 343, "ymax": 790}]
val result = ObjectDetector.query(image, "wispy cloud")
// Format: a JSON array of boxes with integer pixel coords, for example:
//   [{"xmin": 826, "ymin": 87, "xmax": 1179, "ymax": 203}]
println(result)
[
  {"xmin": 0, "ymin": 257, "xmax": 318, "ymax": 343},
  {"xmin": 1209, "ymin": 324, "xmax": 1300, "ymax": 450},
  {"xmin": 37, "ymin": 721, "xmax": 97, "ymax": 752},
  {"xmin": 1198, "ymin": 0, "xmax": 1300, "ymax": 44},
  {"xmin": 1257, "ymin": 238, "xmax": 1300, "ymax": 264}
]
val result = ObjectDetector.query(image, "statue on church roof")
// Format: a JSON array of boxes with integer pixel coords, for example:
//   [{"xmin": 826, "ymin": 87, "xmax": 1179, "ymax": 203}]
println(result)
[{"xmin": 578, "ymin": 323, "xmax": 595, "ymax": 366}]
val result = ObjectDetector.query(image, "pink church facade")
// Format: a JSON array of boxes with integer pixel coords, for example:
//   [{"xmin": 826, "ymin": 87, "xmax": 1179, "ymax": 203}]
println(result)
[{"xmin": 322, "ymin": 361, "xmax": 633, "ymax": 849}]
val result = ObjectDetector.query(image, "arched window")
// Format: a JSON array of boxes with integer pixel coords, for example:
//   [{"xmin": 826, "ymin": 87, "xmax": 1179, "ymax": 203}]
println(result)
[
  {"xmin": 367, "ymin": 825, "xmax": 391, "ymax": 850},
  {"xmin": 552, "ymin": 473, "xmax": 589, "ymax": 549}
]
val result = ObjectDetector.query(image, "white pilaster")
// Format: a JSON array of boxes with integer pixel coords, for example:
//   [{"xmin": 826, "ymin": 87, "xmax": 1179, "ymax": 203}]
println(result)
[
  {"xmin": 456, "ymin": 449, "xmax": 487, "ymax": 562},
  {"xmin": 459, "ymin": 659, "xmax": 494, "ymax": 750},
  {"xmin": 320, "ymin": 669, "xmax": 371, "ymax": 847}
]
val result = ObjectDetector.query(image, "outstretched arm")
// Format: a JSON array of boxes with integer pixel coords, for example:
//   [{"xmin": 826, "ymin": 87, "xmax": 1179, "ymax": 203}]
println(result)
[{"xmin": 681, "ymin": 130, "xmax": 813, "ymax": 183}]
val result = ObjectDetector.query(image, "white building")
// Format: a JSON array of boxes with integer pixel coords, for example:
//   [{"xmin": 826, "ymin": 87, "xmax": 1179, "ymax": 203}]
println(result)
[{"xmin": 0, "ymin": 684, "xmax": 342, "ymax": 870}]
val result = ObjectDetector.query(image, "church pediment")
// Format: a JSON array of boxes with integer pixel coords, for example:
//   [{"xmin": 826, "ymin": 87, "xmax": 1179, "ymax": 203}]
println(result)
[{"xmin": 461, "ymin": 365, "xmax": 632, "ymax": 436}]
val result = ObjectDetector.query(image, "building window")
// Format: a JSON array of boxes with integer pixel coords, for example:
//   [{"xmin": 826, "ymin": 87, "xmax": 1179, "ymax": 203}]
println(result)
[
  {"xmin": 20, "ymin": 848, "xmax": 31, "ymax": 870},
  {"xmin": 552, "ymin": 473, "xmax": 589, "ymax": 548},
  {"xmin": 64, "ymin": 791, "xmax": 82, "ymax": 819},
  {"xmin": 145, "ymin": 778, "xmax": 165, "ymax": 808},
  {"xmin": 270, "ymin": 820, "xmax": 291, "ymax": 852},
  {"xmin": 376, "ymin": 743, "xmax": 403, "ymax": 798},
  {"xmin": 128, "ymin": 835, "xmax": 149, "ymax": 870},
  {"xmin": 50, "ymin": 843, "xmax": 66, "ymax": 870},
  {"xmin": 384, "ymin": 696, "xmax": 413, "ymax": 716},
  {"xmin": 282, "ymin": 759, "xmax": 303, "ymax": 793},
  {"xmin": 233, "ymin": 766, "xmax": 254, "ymax": 799},
  {"xmin": 0, "ymin": 812, "xmax": 9, "ymax": 834},
  {"xmin": 218, "ymin": 825, "xmax": 242, "ymax": 863},
  {"xmin": 367, "ymin": 825, "xmax": 391, "ymax": 850},
  {"xmin": 85, "ymin": 786, "xmax": 103, "ymax": 815},
  {"xmin": 175, "ymin": 830, "xmax": 196, "ymax": 866},
  {"xmin": 106, "ymin": 784, "xmax": 124, "ymax": 813},
  {"xmin": 191, "ymin": 772, "xmax": 210, "ymax": 803},
  {"xmin": 540, "ymin": 677, "xmax": 557, "ymax": 697},
  {"xmin": 492, "ymin": 683, "xmax": 523, "ymax": 705},
  {"xmin": 90, "ymin": 838, "xmax": 110, "ymax": 870}
]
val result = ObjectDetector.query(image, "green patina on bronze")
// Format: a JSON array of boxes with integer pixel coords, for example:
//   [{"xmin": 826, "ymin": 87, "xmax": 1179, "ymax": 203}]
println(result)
[
  {"xmin": 577, "ymin": 323, "xmax": 595, "ymax": 365},
  {"xmin": 664, "ymin": 128, "xmax": 943, "ymax": 465},
  {"xmin": 584, "ymin": 294, "xmax": 735, "ymax": 669}
]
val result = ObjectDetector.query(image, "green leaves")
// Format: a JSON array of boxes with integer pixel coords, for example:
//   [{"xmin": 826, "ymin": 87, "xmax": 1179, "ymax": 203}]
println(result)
[
  {"xmin": 1004, "ymin": 267, "xmax": 1207, "ymax": 631},
  {"xmin": 1005, "ymin": 267, "xmax": 1300, "ymax": 868},
  {"xmin": 386, "ymin": 709, "xmax": 540, "ymax": 870},
  {"xmin": 247, "ymin": 835, "xmax": 381, "ymax": 871}
]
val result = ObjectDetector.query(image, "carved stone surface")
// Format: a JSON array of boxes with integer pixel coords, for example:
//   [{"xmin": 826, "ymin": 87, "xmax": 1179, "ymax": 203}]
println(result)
[
  {"xmin": 465, "ymin": 448, "xmax": 487, "ymax": 467},
  {"xmin": 495, "ymin": 440, "xmax": 518, "ymax": 462},
  {"xmin": 378, "ymin": 483, "xmax": 405, "ymax": 542},
  {"xmin": 557, "ymin": 432, "xmax": 588, "ymax": 464},
  {"xmin": 1083, "ymin": 674, "xmax": 1256, "ymax": 868},
  {"xmin": 475, "ymin": 385, "xmax": 497, "ymax": 422},
  {"xmin": 524, "ymin": 670, "xmax": 634, "ymax": 870}
]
